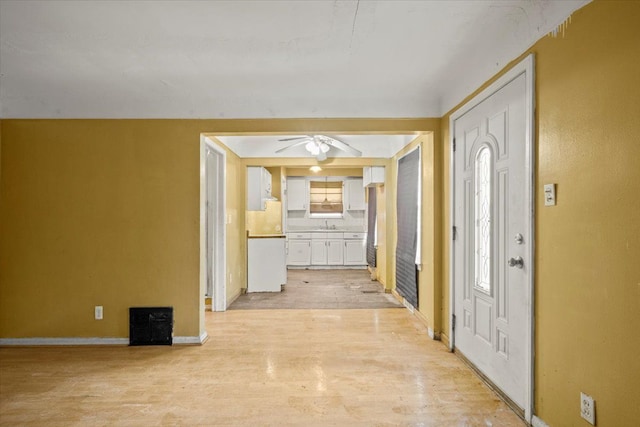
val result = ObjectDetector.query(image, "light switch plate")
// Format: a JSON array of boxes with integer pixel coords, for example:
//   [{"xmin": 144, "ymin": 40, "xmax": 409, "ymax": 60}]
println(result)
[{"xmin": 544, "ymin": 183, "xmax": 556, "ymax": 206}]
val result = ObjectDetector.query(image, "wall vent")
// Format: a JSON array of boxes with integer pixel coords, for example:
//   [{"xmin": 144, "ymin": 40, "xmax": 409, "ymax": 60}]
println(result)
[{"xmin": 129, "ymin": 307, "xmax": 173, "ymax": 346}]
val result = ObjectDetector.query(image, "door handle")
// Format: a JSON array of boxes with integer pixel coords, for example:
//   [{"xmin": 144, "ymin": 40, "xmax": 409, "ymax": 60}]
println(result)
[{"xmin": 508, "ymin": 256, "xmax": 524, "ymax": 269}]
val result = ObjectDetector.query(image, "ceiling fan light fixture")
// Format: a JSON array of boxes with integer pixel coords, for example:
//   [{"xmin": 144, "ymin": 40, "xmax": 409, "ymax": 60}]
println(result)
[
  {"xmin": 277, "ymin": 134, "xmax": 362, "ymax": 158},
  {"xmin": 305, "ymin": 141, "xmax": 319, "ymax": 155}
]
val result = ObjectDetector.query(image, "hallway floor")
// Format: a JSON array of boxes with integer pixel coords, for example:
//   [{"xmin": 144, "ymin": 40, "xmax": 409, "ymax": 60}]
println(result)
[
  {"xmin": 0, "ymin": 309, "xmax": 524, "ymax": 426},
  {"xmin": 230, "ymin": 269, "xmax": 403, "ymax": 310}
]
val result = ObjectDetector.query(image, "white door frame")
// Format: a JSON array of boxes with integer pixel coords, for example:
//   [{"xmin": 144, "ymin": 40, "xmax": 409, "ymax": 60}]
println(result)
[
  {"xmin": 448, "ymin": 54, "xmax": 535, "ymax": 422},
  {"xmin": 200, "ymin": 136, "xmax": 227, "ymax": 319}
]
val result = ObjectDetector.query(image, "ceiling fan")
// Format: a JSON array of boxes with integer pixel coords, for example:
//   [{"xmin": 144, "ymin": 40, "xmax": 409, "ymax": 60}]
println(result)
[{"xmin": 275, "ymin": 135, "xmax": 362, "ymax": 161}]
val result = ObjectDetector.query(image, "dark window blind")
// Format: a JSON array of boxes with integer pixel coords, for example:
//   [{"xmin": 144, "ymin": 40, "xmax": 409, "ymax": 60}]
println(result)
[{"xmin": 395, "ymin": 148, "xmax": 420, "ymax": 308}]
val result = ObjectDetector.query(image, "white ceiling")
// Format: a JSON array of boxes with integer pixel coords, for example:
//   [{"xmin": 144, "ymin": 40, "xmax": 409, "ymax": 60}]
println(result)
[
  {"xmin": 0, "ymin": 0, "xmax": 589, "ymax": 119},
  {"xmin": 215, "ymin": 134, "xmax": 419, "ymax": 159}
]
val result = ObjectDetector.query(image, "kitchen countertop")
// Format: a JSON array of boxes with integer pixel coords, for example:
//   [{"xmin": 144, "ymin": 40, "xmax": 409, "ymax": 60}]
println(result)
[{"xmin": 247, "ymin": 234, "xmax": 286, "ymax": 238}]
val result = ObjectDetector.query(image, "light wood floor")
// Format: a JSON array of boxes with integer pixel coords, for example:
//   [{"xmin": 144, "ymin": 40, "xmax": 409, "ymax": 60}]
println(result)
[{"xmin": 0, "ymin": 309, "xmax": 524, "ymax": 426}]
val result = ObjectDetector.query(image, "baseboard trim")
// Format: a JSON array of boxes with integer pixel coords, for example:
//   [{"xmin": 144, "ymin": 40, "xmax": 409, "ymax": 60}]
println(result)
[
  {"xmin": 0, "ymin": 337, "xmax": 129, "ymax": 346},
  {"xmin": 531, "ymin": 415, "xmax": 549, "ymax": 427},
  {"xmin": 410, "ymin": 302, "xmax": 441, "ymax": 341},
  {"xmin": 173, "ymin": 332, "xmax": 208, "ymax": 345},
  {"xmin": 440, "ymin": 333, "xmax": 451, "ymax": 350},
  {"xmin": 1, "ymin": 333, "xmax": 209, "ymax": 347},
  {"xmin": 387, "ymin": 289, "xmax": 445, "ymax": 341}
]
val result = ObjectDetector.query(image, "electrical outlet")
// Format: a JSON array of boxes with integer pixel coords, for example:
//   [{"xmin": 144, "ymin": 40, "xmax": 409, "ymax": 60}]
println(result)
[
  {"xmin": 94, "ymin": 306, "xmax": 103, "ymax": 320},
  {"xmin": 580, "ymin": 392, "xmax": 595, "ymax": 425}
]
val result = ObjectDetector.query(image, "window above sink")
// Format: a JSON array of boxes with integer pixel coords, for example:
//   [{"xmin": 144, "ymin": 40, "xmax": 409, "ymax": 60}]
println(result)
[{"xmin": 309, "ymin": 180, "xmax": 344, "ymax": 218}]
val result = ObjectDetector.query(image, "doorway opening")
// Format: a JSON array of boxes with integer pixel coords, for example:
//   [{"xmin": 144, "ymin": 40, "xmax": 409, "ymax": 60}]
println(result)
[{"xmin": 200, "ymin": 135, "xmax": 227, "ymax": 324}]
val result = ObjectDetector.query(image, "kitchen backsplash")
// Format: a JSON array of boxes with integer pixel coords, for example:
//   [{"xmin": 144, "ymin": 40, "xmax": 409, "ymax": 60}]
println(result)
[
  {"xmin": 286, "ymin": 210, "xmax": 365, "ymax": 231},
  {"xmin": 246, "ymin": 201, "xmax": 283, "ymax": 235}
]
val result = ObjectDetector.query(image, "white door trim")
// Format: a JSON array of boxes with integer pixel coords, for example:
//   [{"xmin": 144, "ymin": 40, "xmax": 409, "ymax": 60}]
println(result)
[
  {"xmin": 200, "ymin": 136, "xmax": 227, "ymax": 326},
  {"xmin": 448, "ymin": 53, "xmax": 535, "ymax": 423}
]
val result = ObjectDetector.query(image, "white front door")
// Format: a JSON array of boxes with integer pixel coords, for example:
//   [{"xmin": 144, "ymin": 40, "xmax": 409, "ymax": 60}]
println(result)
[{"xmin": 452, "ymin": 56, "xmax": 534, "ymax": 415}]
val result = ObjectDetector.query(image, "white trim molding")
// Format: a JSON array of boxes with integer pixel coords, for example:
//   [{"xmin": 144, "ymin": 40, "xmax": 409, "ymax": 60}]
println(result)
[
  {"xmin": 532, "ymin": 415, "xmax": 550, "ymax": 427},
  {"xmin": 0, "ymin": 337, "xmax": 129, "ymax": 346},
  {"xmin": 200, "ymin": 135, "xmax": 227, "ymax": 341},
  {"xmin": 173, "ymin": 332, "xmax": 209, "ymax": 345},
  {"xmin": 0, "ymin": 333, "xmax": 208, "ymax": 346},
  {"xmin": 449, "ymin": 53, "xmax": 536, "ymax": 424}
]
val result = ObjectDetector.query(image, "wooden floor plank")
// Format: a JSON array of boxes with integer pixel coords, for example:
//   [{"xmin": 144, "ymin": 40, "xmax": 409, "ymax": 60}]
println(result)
[{"xmin": 1, "ymin": 308, "xmax": 524, "ymax": 426}]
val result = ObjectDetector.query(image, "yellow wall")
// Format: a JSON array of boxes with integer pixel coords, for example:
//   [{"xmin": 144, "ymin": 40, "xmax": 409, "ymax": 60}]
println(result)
[
  {"xmin": 221, "ymin": 146, "xmax": 245, "ymax": 305},
  {"xmin": 0, "ymin": 119, "xmax": 437, "ymax": 340},
  {"xmin": 440, "ymin": 1, "xmax": 640, "ymax": 424},
  {"xmin": 0, "ymin": 120, "xmax": 203, "ymax": 338},
  {"xmin": 246, "ymin": 201, "xmax": 283, "ymax": 236},
  {"xmin": 245, "ymin": 167, "xmax": 284, "ymax": 237}
]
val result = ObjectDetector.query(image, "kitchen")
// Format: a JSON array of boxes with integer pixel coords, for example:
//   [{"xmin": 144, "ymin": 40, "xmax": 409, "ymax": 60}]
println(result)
[{"xmin": 246, "ymin": 165, "xmax": 384, "ymax": 293}]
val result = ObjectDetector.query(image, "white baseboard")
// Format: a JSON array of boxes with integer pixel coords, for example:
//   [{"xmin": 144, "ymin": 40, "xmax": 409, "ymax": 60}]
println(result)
[
  {"xmin": 0, "ymin": 332, "xmax": 209, "ymax": 346},
  {"xmin": 532, "ymin": 415, "xmax": 549, "ymax": 427},
  {"xmin": 173, "ymin": 332, "xmax": 208, "ymax": 345},
  {"xmin": 0, "ymin": 337, "xmax": 128, "ymax": 346},
  {"xmin": 402, "ymin": 298, "xmax": 415, "ymax": 313}
]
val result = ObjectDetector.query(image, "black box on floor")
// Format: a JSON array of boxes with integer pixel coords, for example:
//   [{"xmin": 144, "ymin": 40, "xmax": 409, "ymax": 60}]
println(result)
[{"xmin": 129, "ymin": 307, "xmax": 173, "ymax": 346}]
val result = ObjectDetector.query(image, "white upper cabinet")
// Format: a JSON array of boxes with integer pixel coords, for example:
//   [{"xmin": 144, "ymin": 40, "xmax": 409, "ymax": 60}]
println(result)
[
  {"xmin": 247, "ymin": 166, "xmax": 272, "ymax": 211},
  {"xmin": 363, "ymin": 166, "xmax": 385, "ymax": 187},
  {"xmin": 345, "ymin": 178, "xmax": 365, "ymax": 210},
  {"xmin": 286, "ymin": 177, "xmax": 307, "ymax": 211}
]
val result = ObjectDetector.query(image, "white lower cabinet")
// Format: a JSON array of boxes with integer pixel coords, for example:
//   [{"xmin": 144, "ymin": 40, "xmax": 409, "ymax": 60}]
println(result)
[
  {"xmin": 311, "ymin": 240, "xmax": 327, "ymax": 265},
  {"xmin": 344, "ymin": 233, "xmax": 367, "ymax": 265},
  {"xmin": 287, "ymin": 231, "xmax": 364, "ymax": 267},
  {"xmin": 287, "ymin": 234, "xmax": 312, "ymax": 266},
  {"xmin": 311, "ymin": 233, "xmax": 344, "ymax": 265},
  {"xmin": 327, "ymin": 240, "xmax": 344, "ymax": 265}
]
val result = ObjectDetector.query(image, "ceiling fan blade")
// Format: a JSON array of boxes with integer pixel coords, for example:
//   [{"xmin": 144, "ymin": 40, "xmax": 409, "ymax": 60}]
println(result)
[
  {"xmin": 324, "ymin": 137, "xmax": 362, "ymax": 157},
  {"xmin": 275, "ymin": 139, "xmax": 312, "ymax": 153},
  {"xmin": 278, "ymin": 136, "xmax": 310, "ymax": 142}
]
